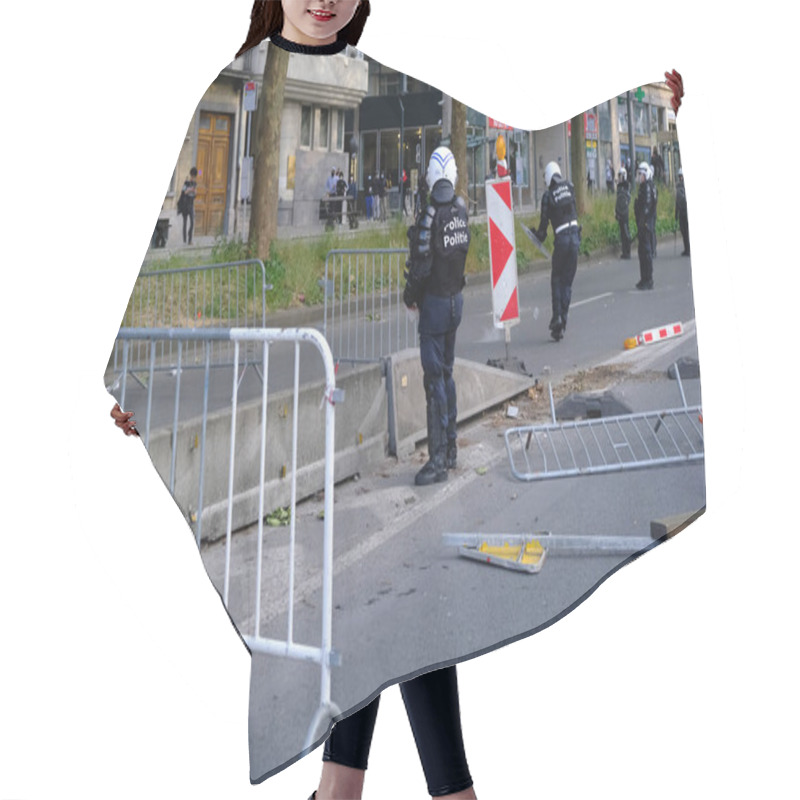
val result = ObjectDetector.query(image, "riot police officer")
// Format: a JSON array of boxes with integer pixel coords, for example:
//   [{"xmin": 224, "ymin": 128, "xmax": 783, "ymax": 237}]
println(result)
[
  {"xmin": 403, "ymin": 146, "xmax": 470, "ymax": 486},
  {"xmin": 648, "ymin": 163, "xmax": 658, "ymax": 258},
  {"xmin": 615, "ymin": 166, "xmax": 631, "ymax": 260},
  {"xmin": 532, "ymin": 161, "xmax": 581, "ymax": 341},
  {"xmin": 634, "ymin": 162, "xmax": 656, "ymax": 289},
  {"xmin": 675, "ymin": 167, "xmax": 690, "ymax": 256}
]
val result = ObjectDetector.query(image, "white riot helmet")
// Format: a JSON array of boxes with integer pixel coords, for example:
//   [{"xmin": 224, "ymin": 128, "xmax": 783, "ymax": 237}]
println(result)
[
  {"xmin": 618, "ymin": 167, "xmax": 627, "ymax": 182},
  {"xmin": 637, "ymin": 162, "xmax": 649, "ymax": 181},
  {"xmin": 544, "ymin": 161, "xmax": 561, "ymax": 187},
  {"xmin": 427, "ymin": 146, "xmax": 458, "ymax": 189}
]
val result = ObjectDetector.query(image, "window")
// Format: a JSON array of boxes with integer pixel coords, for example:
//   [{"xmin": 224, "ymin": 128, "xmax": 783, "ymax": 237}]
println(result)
[
  {"xmin": 633, "ymin": 102, "xmax": 648, "ymax": 136},
  {"xmin": 650, "ymin": 104, "xmax": 659, "ymax": 134},
  {"xmin": 301, "ymin": 105, "xmax": 312, "ymax": 147},
  {"xmin": 335, "ymin": 110, "xmax": 345, "ymax": 151},
  {"xmin": 598, "ymin": 101, "xmax": 612, "ymax": 141},
  {"xmin": 618, "ymin": 102, "xmax": 628, "ymax": 133},
  {"xmin": 318, "ymin": 108, "xmax": 330, "ymax": 150}
]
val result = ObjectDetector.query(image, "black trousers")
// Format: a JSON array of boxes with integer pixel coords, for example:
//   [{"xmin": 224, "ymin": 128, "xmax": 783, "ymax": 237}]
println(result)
[
  {"xmin": 322, "ymin": 666, "xmax": 473, "ymax": 797},
  {"xmin": 638, "ymin": 225, "xmax": 654, "ymax": 283},
  {"xmin": 550, "ymin": 228, "xmax": 580, "ymax": 327},
  {"xmin": 618, "ymin": 218, "xmax": 631, "ymax": 257},
  {"xmin": 678, "ymin": 211, "xmax": 690, "ymax": 254},
  {"xmin": 181, "ymin": 210, "xmax": 194, "ymax": 244}
]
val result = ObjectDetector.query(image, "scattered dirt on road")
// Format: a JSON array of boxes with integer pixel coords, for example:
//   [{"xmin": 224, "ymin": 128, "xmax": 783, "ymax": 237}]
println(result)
[{"xmin": 487, "ymin": 363, "xmax": 649, "ymax": 428}]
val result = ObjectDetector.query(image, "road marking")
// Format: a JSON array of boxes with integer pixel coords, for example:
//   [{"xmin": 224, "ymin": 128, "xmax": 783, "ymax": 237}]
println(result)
[{"xmin": 571, "ymin": 292, "xmax": 613, "ymax": 309}]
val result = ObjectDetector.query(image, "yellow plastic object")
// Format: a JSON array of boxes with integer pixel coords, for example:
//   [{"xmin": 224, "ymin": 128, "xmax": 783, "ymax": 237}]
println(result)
[
  {"xmin": 496, "ymin": 134, "xmax": 506, "ymax": 160},
  {"xmin": 457, "ymin": 538, "xmax": 546, "ymax": 573},
  {"xmin": 623, "ymin": 336, "xmax": 639, "ymax": 350}
]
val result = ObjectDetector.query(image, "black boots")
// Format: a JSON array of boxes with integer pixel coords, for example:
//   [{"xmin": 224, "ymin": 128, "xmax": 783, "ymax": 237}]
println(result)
[
  {"xmin": 415, "ymin": 399, "xmax": 448, "ymax": 486},
  {"xmin": 446, "ymin": 440, "xmax": 457, "ymax": 470}
]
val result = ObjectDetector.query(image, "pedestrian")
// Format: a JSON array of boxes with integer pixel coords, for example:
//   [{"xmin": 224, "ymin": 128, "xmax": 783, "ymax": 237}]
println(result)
[
  {"xmin": 634, "ymin": 161, "xmax": 656, "ymax": 289},
  {"xmin": 401, "ymin": 167, "xmax": 408, "ymax": 215},
  {"xmin": 311, "ymin": 665, "xmax": 475, "ymax": 800},
  {"xmin": 531, "ymin": 161, "xmax": 581, "ymax": 341},
  {"xmin": 234, "ymin": 5, "xmax": 477, "ymax": 799},
  {"xmin": 648, "ymin": 162, "xmax": 658, "ymax": 258},
  {"xmin": 605, "ymin": 158, "xmax": 615, "ymax": 193},
  {"xmin": 365, "ymin": 174, "xmax": 373, "ymax": 221},
  {"xmin": 675, "ymin": 167, "xmax": 690, "ymax": 256},
  {"xmin": 403, "ymin": 145, "xmax": 470, "ymax": 486},
  {"xmin": 378, "ymin": 171, "xmax": 387, "ymax": 220},
  {"xmin": 336, "ymin": 169, "xmax": 347, "ymax": 225},
  {"xmin": 347, "ymin": 173, "xmax": 359, "ymax": 229},
  {"xmin": 615, "ymin": 166, "xmax": 631, "ymax": 260},
  {"xmin": 177, "ymin": 167, "xmax": 198, "ymax": 245}
]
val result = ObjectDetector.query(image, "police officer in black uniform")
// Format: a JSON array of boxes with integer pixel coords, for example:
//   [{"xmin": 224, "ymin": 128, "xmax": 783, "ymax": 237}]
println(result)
[
  {"xmin": 649, "ymin": 163, "xmax": 659, "ymax": 258},
  {"xmin": 634, "ymin": 161, "xmax": 656, "ymax": 289},
  {"xmin": 675, "ymin": 167, "xmax": 690, "ymax": 256},
  {"xmin": 532, "ymin": 161, "xmax": 581, "ymax": 341},
  {"xmin": 403, "ymin": 146, "xmax": 470, "ymax": 486},
  {"xmin": 615, "ymin": 166, "xmax": 631, "ymax": 260}
]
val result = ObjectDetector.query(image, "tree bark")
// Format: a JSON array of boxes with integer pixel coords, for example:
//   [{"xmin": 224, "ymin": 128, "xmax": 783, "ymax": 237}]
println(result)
[
  {"xmin": 449, "ymin": 98, "xmax": 468, "ymax": 207},
  {"xmin": 570, "ymin": 112, "xmax": 587, "ymax": 217},
  {"xmin": 249, "ymin": 44, "xmax": 290, "ymax": 260}
]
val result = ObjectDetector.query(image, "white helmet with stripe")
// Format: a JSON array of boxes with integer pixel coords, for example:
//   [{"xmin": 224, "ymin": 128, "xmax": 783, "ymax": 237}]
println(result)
[
  {"xmin": 544, "ymin": 161, "xmax": 561, "ymax": 187},
  {"xmin": 427, "ymin": 146, "xmax": 457, "ymax": 189}
]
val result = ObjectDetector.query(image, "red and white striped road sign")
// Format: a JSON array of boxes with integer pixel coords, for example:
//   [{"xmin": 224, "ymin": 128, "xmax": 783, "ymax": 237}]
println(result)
[
  {"xmin": 486, "ymin": 178, "xmax": 520, "ymax": 329},
  {"xmin": 624, "ymin": 321, "xmax": 684, "ymax": 349}
]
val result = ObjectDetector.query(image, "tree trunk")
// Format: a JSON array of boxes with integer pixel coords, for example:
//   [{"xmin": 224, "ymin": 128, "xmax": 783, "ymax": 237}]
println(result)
[
  {"xmin": 249, "ymin": 44, "xmax": 290, "ymax": 260},
  {"xmin": 450, "ymin": 98, "xmax": 468, "ymax": 208},
  {"xmin": 570, "ymin": 112, "xmax": 587, "ymax": 217}
]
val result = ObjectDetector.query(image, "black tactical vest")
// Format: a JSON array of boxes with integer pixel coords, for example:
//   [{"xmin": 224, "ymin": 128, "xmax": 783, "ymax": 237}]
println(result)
[
  {"xmin": 546, "ymin": 178, "xmax": 578, "ymax": 232},
  {"xmin": 427, "ymin": 197, "xmax": 469, "ymax": 296}
]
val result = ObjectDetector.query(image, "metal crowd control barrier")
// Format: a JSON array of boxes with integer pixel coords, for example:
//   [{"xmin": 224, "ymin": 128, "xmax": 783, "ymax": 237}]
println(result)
[
  {"xmin": 505, "ymin": 365, "xmax": 704, "ymax": 481},
  {"xmin": 114, "ymin": 260, "xmax": 271, "ymax": 377},
  {"xmin": 322, "ymin": 249, "xmax": 417, "ymax": 362},
  {"xmin": 114, "ymin": 326, "xmax": 340, "ymax": 748}
]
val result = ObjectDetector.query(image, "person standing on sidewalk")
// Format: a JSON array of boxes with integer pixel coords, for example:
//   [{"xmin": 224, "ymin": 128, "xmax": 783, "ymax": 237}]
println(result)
[
  {"xmin": 615, "ymin": 166, "xmax": 631, "ymax": 260},
  {"xmin": 531, "ymin": 161, "xmax": 581, "ymax": 341},
  {"xmin": 403, "ymin": 145, "xmax": 470, "ymax": 486},
  {"xmin": 177, "ymin": 167, "xmax": 198, "ymax": 245},
  {"xmin": 675, "ymin": 167, "xmax": 690, "ymax": 256},
  {"xmin": 634, "ymin": 161, "xmax": 656, "ymax": 289}
]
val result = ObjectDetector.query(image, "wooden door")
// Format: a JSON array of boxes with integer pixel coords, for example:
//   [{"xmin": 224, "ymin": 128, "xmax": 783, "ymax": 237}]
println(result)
[{"xmin": 195, "ymin": 112, "xmax": 231, "ymax": 237}]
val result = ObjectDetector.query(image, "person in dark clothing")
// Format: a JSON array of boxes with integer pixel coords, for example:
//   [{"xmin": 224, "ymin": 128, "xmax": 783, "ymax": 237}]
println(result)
[
  {"xmin": 347, "ymin": 173, "xmax": 359, "ymax": 229},
  {"xmin": 634, "ymin": 161, "xmax": 656, "ymax": 289},
  {"xmin": 178, "ymin": 167, "xmax": 198, "ymax": 245},
  {"xmin": 532, "ymin": 161, "xmax": 581, "ymax": 341},
  {"xmin": 313, "ymin": 666, "xmax": 475, "ymax": 800},
  {"xmin": 335, "ymin": 169, "xmax": 347, "ymax": 224},
  {"xmin": 649, "ymin": 163, "xmax": 658, "ymax": 258},
  {"xmin": 377, "ymin": 171, "xmax": 387, "ymax": 221},
  {"xmin": 615, "ymin": 167, "xmax": 631, "ymax": 260},
  {"xmin": 404, "ymin": 146, "xmax": 470, "ymax": 486},
  {"xmin": 675, "ymin": 167, "xmax": 690, "ymax": 256}
]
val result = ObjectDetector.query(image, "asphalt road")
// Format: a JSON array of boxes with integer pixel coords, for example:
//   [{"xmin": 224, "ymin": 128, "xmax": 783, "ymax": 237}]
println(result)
[{"xmin": 189, "ymin": 242, "xmax": 705, "ymax": 781}]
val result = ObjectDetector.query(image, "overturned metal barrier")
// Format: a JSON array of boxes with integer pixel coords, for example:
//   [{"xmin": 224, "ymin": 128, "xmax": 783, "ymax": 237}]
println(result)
[
  {"xmin": 113, "ymin": 326, "xmax": 340, "ymax": 749},
  {"xmin": 322, "ymin": 249, "xmax": 417, "ymax": 362},
  {"xmin": 505, "ymin": 367, "xmax": 703, "ymax": 481},
  {"xmin": 113, "ymin": 260, "xmax": 271, "ymax": 376}
]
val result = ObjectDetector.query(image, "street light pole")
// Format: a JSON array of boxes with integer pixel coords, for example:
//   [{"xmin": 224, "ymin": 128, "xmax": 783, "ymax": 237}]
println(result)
[{"xmin": 626, "ymin": 90, "xmax": 636, "ymax": 174}]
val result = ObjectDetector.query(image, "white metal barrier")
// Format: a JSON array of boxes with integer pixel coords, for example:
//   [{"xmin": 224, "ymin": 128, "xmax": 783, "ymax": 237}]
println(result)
[
  {"xmin": 322, "ymin": 249, "xmax": 417, "ymax": 362},
  {"xmin": 113, "ymin": 260, "xmax": 271, "ymax": 378},
  {"xmin": 113, "ymin": 326, "xmax": 340, "ymax": 748}
]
